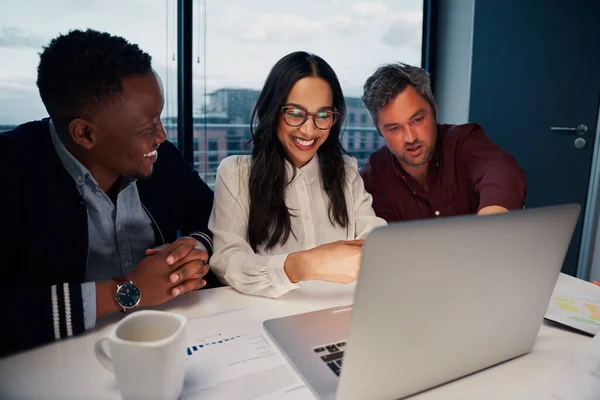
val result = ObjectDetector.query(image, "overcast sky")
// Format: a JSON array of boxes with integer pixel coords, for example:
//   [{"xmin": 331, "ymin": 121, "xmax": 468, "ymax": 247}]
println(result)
[{"xmin": 0, "ymin": 0, "xmax": 423, "ymax": 124}]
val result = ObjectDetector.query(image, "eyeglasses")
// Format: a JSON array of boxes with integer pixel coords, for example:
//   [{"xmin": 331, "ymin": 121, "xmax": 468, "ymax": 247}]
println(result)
[{"xmin": 281, "ymin": 106, "xmax": 340, "ymax": 130}]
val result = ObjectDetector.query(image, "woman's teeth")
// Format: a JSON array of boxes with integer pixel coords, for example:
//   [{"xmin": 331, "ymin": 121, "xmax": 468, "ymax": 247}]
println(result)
[
  {"xmin": 143, "ymin": 150, "xmax": 157, "ymax": 158},
  {"xmin": 292, "ymin": 137, "xmax": 315, "ymax": 146}
]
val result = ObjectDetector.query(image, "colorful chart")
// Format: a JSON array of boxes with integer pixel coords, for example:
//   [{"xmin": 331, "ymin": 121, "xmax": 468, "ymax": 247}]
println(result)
[{"xmin": 552, "ymin": 295, "xmax": 600, "ymax": 327}]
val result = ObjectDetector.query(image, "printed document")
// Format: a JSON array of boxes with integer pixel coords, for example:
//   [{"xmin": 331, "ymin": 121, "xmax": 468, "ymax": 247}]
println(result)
[{"xmin": 181, "ymin": 308, "xmax": 316, "ymax": 400}]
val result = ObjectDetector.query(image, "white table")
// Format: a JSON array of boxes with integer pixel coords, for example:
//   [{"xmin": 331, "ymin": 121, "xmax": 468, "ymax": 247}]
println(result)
[{"xmin": 0, "ymin": 282, "xmax": 591, "ymax": 400}]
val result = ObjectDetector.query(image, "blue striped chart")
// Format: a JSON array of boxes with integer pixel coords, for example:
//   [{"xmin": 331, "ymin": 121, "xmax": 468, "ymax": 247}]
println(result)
[{"xmin": 186, "ymin": 334, "xmax": 243, "ymax": 356}]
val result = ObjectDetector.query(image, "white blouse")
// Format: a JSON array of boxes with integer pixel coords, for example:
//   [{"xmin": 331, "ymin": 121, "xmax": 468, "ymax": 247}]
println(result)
[{"xmin": 208, "ymin": 154, "xmax": 387, "ymax": 298}]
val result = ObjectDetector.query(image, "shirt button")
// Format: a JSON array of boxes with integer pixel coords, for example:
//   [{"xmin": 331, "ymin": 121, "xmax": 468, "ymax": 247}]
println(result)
[
  {"xmin": 434, "ymin": 211, "xmax": 440, "ymax": 216},
  {"xmin": 304, "ymin": 215, "xmax": 310, "ymax": 221}
]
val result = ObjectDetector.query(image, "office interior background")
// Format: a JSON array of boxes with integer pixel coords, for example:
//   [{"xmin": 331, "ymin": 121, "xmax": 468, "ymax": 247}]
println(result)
[{"xmin": 1, "ymin": 0, "xmax": 598, "ymax": 281}]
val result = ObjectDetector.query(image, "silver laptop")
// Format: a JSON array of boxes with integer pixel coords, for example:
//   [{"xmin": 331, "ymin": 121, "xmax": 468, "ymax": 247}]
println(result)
[{"xmin": 264, "ymin": 204, "xmax": 580, "ymax": 400}]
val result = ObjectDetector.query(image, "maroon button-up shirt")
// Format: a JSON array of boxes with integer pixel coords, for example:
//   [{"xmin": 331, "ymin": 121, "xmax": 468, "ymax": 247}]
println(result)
[{"xmin": 360, "ymin": 123, "xmax": 527, "ymax": 222}]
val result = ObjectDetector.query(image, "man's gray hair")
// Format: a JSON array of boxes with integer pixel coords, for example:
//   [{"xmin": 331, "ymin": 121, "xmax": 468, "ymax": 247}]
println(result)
[{"xmin": 361, "ymin": 63, "xmax": 436, "ymax": 125}]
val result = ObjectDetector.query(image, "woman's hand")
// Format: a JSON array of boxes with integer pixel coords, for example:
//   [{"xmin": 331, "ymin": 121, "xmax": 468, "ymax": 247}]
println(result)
[{"xmin": 284, "ymin": 240, "xmax": 364, "ymax": 284}]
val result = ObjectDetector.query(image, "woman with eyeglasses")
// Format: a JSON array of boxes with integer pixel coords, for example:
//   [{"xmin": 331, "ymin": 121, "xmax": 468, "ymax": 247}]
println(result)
[{"xmin": 208, "ymin": 51, "xmax": 386, "ymax": 298}]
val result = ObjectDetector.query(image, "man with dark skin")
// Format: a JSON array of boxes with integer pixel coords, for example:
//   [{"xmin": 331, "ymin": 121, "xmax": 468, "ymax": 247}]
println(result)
[{"xmin": 0, "ymin": 29, "xmax": 218, "ymax": 355}]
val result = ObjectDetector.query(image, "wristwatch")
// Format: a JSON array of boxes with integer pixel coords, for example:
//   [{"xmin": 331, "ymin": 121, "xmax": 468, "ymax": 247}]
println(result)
[{"xmin": 113, "ymin": 276, "xmax": 141, "ymax": 313}]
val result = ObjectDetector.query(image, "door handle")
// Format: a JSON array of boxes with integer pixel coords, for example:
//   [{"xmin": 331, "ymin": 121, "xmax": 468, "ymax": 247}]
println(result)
[{"xmin": 550, "ymin": 124, "xmax": 588, "ymax": 135}]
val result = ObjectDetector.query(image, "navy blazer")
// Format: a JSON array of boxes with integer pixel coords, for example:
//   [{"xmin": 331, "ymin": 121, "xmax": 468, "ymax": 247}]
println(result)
[{"xmin": 0, "ymin": 119, "xmax": 219, "ymax": 355}]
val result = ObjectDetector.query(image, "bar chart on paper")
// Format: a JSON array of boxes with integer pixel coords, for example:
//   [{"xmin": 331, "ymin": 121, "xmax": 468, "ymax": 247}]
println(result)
[
  {"xmin": 186, "ymin": 333, "xmax": 244, "ymax": 356},
  {"xmin": 182, "ymin": 309, "xmax": 315, "ymax": 400}
]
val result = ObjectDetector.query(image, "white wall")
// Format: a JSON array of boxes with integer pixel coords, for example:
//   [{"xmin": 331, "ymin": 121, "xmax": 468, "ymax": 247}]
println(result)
[{"xmin": 432, "ymin": 0, "xmax": 476, "ymax": 125}]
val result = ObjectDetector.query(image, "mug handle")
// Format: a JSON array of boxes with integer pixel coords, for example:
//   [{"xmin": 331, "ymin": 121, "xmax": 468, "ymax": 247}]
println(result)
[{"xmin": 94, "ymin": 338, "xmax": 113, "ymax": 372}]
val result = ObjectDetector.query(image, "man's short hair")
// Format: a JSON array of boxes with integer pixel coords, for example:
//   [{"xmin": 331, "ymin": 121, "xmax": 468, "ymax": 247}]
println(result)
[
  {"xmin": 36, "ymin": 29, "xmax": 152, "ymax": 121},
  {"xmin": 361, "ymin": 63, "xmax": 436, "ymax": 126}
]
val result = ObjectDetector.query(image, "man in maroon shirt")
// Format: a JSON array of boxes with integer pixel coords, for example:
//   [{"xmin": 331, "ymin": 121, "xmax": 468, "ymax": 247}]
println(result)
[{"xmin": 359, "ymin": 63, "xmax": 526, "ymax": 222}]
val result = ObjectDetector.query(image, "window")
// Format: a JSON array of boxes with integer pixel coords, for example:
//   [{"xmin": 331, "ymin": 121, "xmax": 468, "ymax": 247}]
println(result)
[
  {"xmin": 0, "ymin": 0, "xmax": 424, "ymax": 188},
  {"xmin": 208, "ymin": 139, "xmax": 219, "ymax": 173},
  {"xmin": 193, "ymin": 0, "xmax": 424, "ymax": 187},
  {"xmin": 0, "ymin": 1, "xmax": 177, "ymax": 139}
]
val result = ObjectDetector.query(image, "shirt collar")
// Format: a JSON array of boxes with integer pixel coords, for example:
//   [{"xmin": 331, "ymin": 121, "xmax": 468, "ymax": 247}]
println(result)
[
  {"xmin": 285, "ymin": 154, "xmax": 320, "ymax": 185},
  {"xmin": 49, "ymin": 119, "xmax": 94, "ymax": 188}
]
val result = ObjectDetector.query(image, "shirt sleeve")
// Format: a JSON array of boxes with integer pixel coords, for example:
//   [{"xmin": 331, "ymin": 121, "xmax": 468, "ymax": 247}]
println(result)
[
  {"xmin": 165, "ymin": 141, "xmax": 220, "ymax": 288},
  {"xmin": 0, "ymin": 282, "xmax": 86, "ymax": 356},
  {"xmin": 460, "ymin": 124, "xmax": 527, "ymax": 211},
  {"xmin": 81, "ymin": 282, "xmax": 97, "ymax": 330},
  {"xmin": 171, "ymin": 142, "xmax": 214, "ymax": 257},
  {"xmin": 208, "ymin": 157, "xmax": 299, "ymax": 298},
  {"xmin": 347, "ymin": 157, "xmax": 388, "ymax": 238},
  {"xmin": 0, "ymin": 133, "xmax": 86, "ymax": 355}
]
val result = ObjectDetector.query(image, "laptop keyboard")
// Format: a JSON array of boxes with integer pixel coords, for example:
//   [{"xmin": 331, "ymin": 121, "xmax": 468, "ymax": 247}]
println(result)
[{"xmin": 313, "ymin": 341, "xmax": 346, "ymax": 376}]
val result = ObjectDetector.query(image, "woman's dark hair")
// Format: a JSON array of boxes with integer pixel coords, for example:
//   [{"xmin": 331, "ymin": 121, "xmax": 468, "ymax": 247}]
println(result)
[{"xmin": 248, "ymin": 51, "xmax": 348, "ymax": 252}]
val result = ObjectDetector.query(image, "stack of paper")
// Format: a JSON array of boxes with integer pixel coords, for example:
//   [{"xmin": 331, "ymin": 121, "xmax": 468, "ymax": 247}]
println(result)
[{"xmin": 544, "ymin": 273, "xmax": 600, "ymax": 335}]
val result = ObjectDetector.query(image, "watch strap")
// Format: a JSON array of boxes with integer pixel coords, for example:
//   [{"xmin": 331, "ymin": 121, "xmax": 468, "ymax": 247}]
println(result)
[{"xmin": 112, "ymin": 276, "xmax": 130, "ymax": 287}]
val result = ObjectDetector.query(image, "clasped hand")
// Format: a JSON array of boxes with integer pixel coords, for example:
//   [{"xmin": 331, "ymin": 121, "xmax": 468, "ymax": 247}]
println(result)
[{"xmin": 127, "ymin": 237, "xmax": 210, "ymax": 307}]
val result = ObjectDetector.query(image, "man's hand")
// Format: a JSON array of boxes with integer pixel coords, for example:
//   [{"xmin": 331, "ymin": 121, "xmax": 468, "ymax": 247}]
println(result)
[
  {"xmin": 126, "ymin": 249, "xmax": 204, "ymax": 308},
  {"xmin": 477, "ymin": 205, "xmax": 509, "ymax": 216},
  {"xmin": 96, "ymin": 238, "xmax": 210, "ymax": 320},
  {"xmin": 145, "ymin": 237, "xmax": 210, "ymax": 296}
]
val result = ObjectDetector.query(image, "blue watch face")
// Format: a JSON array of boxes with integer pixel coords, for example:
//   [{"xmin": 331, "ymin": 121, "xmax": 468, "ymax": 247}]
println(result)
[{"xmin": 116, "ymin": 282, "xmax": 141, "ymax": 308}]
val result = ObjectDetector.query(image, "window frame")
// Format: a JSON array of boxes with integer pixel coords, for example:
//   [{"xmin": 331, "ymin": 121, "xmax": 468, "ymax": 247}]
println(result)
[{"xmin": 176, "ymin": 0, "xmax": 434, "ymax": 166}]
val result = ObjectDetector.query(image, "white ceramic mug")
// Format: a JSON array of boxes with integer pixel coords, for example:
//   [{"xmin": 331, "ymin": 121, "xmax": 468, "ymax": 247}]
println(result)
[{"xmin": 94, "ymin": 310, "xmax": 187, "ymax": 400}]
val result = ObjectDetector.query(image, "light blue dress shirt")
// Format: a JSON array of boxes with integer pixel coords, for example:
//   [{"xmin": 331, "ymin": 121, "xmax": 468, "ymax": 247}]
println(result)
[{"xmin": 49, "ymin": 121, "xmax": 155, "ymax": 330}]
